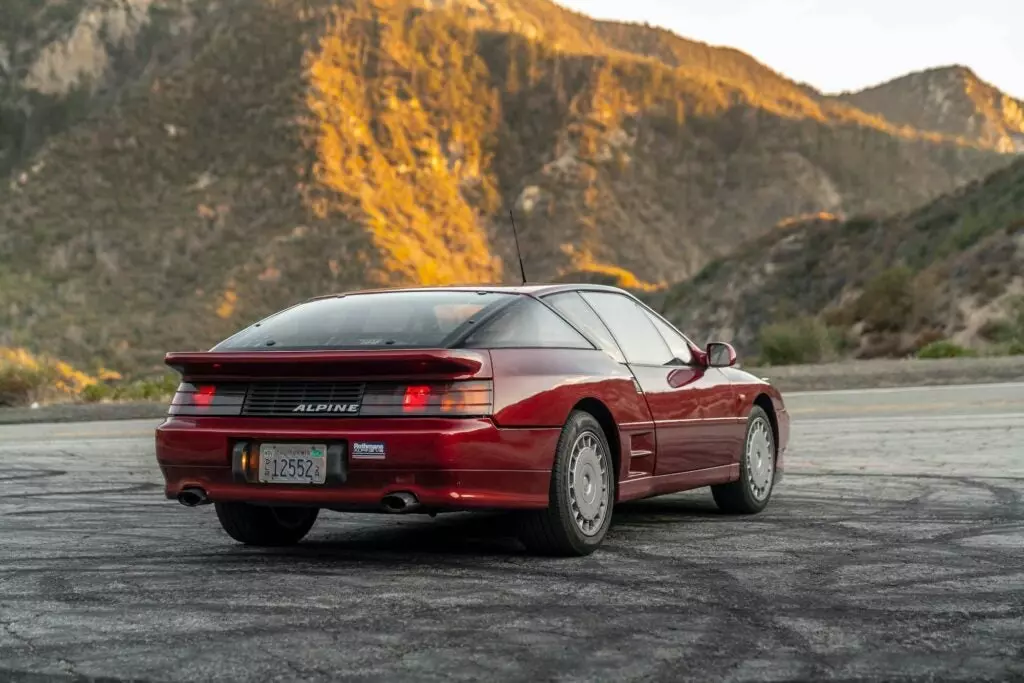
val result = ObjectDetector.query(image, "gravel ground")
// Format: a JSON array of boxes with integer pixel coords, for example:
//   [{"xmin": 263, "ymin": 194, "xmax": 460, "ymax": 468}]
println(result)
[{"xmin": 0, "ymin": 383, "xmax": 1021, "ymax": 682}]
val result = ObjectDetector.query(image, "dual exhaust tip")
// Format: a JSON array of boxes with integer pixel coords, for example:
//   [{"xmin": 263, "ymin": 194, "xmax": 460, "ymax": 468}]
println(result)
[
  {"xmin": 380, "ymin": 491, "xmax": 420, "ymax": 513},
  {"xmin": 177, "ymin": 487, "xmax": 210, "ymax": 507},
  {"xmin": 177, "ymin": 487, "xmax": 421, "ymax": 513}
]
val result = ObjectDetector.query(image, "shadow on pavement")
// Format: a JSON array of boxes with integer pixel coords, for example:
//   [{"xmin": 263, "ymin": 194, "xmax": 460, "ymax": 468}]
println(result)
[{"xmin": 207, "ymin": 493, "xmax": 725, "ymax": 563}]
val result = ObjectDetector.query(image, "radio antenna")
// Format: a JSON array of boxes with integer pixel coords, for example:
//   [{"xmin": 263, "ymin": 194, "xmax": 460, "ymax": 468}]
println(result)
[{"xmin": 509, "ymin": 210, "xmax": 527, "ymax": 285}]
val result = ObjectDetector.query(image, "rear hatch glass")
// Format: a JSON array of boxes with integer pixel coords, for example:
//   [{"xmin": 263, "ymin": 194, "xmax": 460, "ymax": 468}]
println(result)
[{"xmin": 214, "ymin": 291, "xmax": 515, "ymax": 351}]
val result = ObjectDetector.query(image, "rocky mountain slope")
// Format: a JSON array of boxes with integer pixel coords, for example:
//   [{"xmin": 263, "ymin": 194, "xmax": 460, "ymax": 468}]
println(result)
[
  {"xmin": 659, "ymin": 157, "xmax": 1024, "ymax": 358},
  {"xmin": 0, "ymin": 0, "xmax": 211, "ymax": 172},
  {"xmin": 0, "ymin": 0, "xmax": 1021, "ymax": 372},
  {"xmin": 835, "ymin": 66, "xmax": 1024, "ymax": 154}
]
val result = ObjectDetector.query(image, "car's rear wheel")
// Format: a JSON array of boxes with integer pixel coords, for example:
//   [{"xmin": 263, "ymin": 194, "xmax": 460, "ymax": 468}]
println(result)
[
  {"xmin": 518, "ymin": 410, "xmax": 615, "ymax": 556},
  {"xmin": 214, "ymin": 502, "xmax": 319, "ymax": 546},
  {"xmin": 712, "ymin": 405, "xmax": 776, "ymax": 514}
]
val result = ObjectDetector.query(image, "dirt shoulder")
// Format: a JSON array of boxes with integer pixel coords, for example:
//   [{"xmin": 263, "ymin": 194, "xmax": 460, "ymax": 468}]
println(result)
[
  {"xmin": 2, "ymin": 356, "xmax": 1023, "ymax": 424},
  {"xmin": 748, "ymin": 355, "xmax": 1024, "ymax": 392}
]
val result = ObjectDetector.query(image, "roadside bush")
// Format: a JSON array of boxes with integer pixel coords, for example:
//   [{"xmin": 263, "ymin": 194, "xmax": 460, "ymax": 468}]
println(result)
[
  {"xmin": 0, "ymin": 347, "xmax": 177, "ymax": 407},
  {"xmin": 81, "ymin": 374, "xmax": 179, "ymax": 403},
  {"xmin": 854, "ymin": 266, "xmax": 922, "ymax": 333},
  {"xmin": 757, "ymin": 317, "xmax": 837, "ymax": 366},
  {"xmin": 979, "ymin": 319, "xmax": 1016, "ymax": 343},
  {"xmin": 0, "ymin": 347, "xmax": 97, "ymax": 407},
  {"xmin": 916, "ymin": 340, "xmax": 977, "ymax": 359},
  {"xmin": 979, "ymin": 295, "xmax": 1024, "ymax": 354}
]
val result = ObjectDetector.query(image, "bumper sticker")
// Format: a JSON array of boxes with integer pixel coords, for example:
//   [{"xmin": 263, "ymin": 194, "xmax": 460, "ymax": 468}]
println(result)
[{"xmin": 352, "ymin": 441, "xmax": 386, "ymax": 459}]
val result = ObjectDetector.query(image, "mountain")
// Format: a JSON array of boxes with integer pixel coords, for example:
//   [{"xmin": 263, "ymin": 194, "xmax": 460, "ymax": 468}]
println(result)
[
  {"xmin": 0, "ymin": 0, "xmax": 212, "ymax": 173},
  {"xmin": 0, "ymin": 0, "xmax": 1020, "ymax": 372},
  {"xmin": 658, "ymin": 156, "xmax": 1024, "ymax": 359},
  {"xmin": 834, "ymin": 66, "xmax": 1024, "ymax": 154}
]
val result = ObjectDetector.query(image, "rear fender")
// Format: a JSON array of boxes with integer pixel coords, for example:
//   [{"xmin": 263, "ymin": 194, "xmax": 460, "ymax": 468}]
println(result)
[{"xmin": 488, "ymin": 349, "xmax": 651, "ymax": 428}]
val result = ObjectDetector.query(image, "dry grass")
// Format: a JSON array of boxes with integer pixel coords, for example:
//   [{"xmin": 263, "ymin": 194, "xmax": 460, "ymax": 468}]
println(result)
[
  {"xmin": 0, "ymin": 347, "xmax": 177, "ymax": 408},
  {"xmin": 0, "ymin": 347, "xmax": 100, "ymax": 407}
]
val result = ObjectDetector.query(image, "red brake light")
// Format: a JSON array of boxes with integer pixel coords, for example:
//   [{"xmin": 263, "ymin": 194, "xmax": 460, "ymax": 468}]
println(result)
[
  {"xmin": 403, "ymin": 385, "xmax": 432, "ymax": 412},
  {"xmin": 167, "ymin": 382, "xmax": 244, "ymax": 417},
  {"xmin": 193, "ymin": 385, "xmax": 217, "ymax": 407}
]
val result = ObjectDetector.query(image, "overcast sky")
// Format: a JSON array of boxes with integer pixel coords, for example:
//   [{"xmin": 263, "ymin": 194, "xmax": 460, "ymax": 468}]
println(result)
[{"xmin": 556, "ymin": 0, "xmax": 1024, "ymax": 99}]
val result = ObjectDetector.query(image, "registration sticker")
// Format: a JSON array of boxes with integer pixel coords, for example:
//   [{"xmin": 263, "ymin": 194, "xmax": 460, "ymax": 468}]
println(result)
[{"xmin": 352, "ymin": 441, "xmax": 386, "ymax": 460}]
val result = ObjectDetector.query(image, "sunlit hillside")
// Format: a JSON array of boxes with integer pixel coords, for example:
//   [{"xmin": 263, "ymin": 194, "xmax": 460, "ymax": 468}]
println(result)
[
  {"xmin": 835, "ymin": 66, "xmax": 1024, "ymax": 153},
  {"xmin": 0, "ymin": 0, "xmax": 1019, "ymax": 373}
]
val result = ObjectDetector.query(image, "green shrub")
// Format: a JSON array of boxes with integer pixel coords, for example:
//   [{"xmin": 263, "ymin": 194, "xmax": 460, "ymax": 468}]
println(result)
[
  {"xmin": 115, "ymin": 375, "xmax": 179, "ymax": 401},
  {"xmin": 854, "ymin": 266, "xmax": 920, "ymax": 333},
  {"xmin": 81, "ymin": 383, "xmax": 114, "ymax": 403},
  {"xmin": 916, "ymin": 340, "xmax": 977, "ymax": 359},
  {"xmin": 979, "ymin": 319, "xmax": 1016, "ymax": 343},
  {"xmin": 980, "ymin": 296, "xmax": 1024, "ymax": 354},
  {"xmin": 0, "ymin": 363, "xmax": 48, "ymax": 407},
  {"xmin": 757, "ymin": 317, "xmax": 837, "ymax": 366}
]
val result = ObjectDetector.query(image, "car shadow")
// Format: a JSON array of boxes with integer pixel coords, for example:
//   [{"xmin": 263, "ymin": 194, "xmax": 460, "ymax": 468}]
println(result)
[{"xmin": 216, "ymin": 492, "xmax": 726, "ymax": 563}]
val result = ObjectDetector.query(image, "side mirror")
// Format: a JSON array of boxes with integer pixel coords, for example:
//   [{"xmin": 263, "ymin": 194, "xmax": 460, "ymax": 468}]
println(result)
[{"xmin": 706, "ymin": 341, "xmax": 737, "ymax": 368}]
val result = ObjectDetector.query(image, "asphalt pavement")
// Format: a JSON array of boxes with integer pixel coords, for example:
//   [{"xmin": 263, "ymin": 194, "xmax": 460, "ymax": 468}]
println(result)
[{"xmin": 1, "ymin": 383, "xmax": 1022, "ymax": 682}]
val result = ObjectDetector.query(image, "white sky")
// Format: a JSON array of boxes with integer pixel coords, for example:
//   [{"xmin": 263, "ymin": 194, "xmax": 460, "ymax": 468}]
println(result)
[{"xmin": 556, "ymin": 0, "xmax": 1024, "ymax": 99}]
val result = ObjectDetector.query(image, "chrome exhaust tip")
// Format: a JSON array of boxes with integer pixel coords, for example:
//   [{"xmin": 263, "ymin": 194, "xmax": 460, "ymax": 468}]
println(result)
[
  {"xmin": 381, "ymin": 491, "xmax": 420, "ymax": 513},
  {"xmin": 177, "ymin": 487, "xmax": 210, "ymax": 507}
]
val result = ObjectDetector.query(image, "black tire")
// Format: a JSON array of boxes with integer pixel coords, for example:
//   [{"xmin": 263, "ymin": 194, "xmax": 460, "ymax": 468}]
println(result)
[
  {"xmin": 518, "ymin": 410, "xmax": 615, "ymax": 557},
  {"xmin": 214, "ymin": 502, "xmax": 319, "ymax": 546},
  {"xmin": 712, "ymin": 405, "xmax": 776, "ymax": 514}
]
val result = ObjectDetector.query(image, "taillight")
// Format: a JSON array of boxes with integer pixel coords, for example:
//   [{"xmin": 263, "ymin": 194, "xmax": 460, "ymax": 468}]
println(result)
[
  {"xmin": 402, "ymin": 385, "xmax": 432, "ymax": 412},
  {"xmin": 362, "ymin": 380, "xmax": 493, "ymax": 417},
  {"xmin": 168, "ymin": 382, "xmax": 245, "ymax": 416},
  {"xmin": 193, "ymin": 385, "xmax": 217, "ymax": 407}
]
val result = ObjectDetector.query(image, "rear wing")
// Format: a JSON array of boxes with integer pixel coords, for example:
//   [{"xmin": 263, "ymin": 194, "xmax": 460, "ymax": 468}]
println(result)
[{"xmin": 164, "ymin": 349, "xmax": 492, "ymax": 381}]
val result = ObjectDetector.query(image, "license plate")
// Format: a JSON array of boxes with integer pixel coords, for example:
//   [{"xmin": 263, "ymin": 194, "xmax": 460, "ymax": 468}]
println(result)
[{"xmin": 258, "ymin": 443, "xmax": 328, "ymax": 485}]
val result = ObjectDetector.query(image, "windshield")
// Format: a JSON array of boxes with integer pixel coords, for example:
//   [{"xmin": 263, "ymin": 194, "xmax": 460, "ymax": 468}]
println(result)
[{"xmin": 212, "ymin": 291, "xmax": 515, "ymax": 351}]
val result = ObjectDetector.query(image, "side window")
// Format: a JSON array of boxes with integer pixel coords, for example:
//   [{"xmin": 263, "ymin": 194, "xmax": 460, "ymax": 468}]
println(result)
[
  {"xmin": 544, "ymin": 292, "xmax": 626, "ymax": 363},
  {"xmin": 645, "ymin": 311, "xmax": 694, "ymax": 364},
  {"xmin": 579, "ymin": 292, "xmax": 674, "ymax": 366},
  {"xmin": 463, "ymin": 297, "xmax": 594, "ymax": 349}
]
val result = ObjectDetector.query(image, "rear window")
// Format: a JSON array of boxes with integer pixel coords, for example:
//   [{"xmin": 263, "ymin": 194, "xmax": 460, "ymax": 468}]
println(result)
[{"xmin": 213, "ymin": 291, "xmax": 514, "ymax": 351}]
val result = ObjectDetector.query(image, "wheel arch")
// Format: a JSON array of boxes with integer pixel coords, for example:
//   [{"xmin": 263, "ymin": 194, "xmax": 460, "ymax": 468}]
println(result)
[
  {"xmin": 571, "ymin": 397, "xmax": 621, "ymax": 483},
  {"xmin": 752, "ymin": 392, "xmax": 779, "ymax": 454}
]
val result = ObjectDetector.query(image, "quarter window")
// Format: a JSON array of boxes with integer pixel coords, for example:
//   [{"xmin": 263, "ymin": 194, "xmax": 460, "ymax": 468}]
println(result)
[
  {"xmin": 645, "ymin": 311, "xmax": 695, "ymax": 365},
  {"xmin": 462, "ymin": 297, "xmax": 594, "ymax": 349},
  {"xmin": 579, "ymin": 292, "xmax": 674, "ymax": 366},
  {"xmin": 544, "ymin": 292, "xmax": 625, "ymax": 362}
]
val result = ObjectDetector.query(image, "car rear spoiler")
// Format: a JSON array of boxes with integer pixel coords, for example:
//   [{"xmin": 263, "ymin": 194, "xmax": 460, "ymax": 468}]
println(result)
[{"xmin": 164, "ymin": 349, "xmax": 492, "ymax": 381}]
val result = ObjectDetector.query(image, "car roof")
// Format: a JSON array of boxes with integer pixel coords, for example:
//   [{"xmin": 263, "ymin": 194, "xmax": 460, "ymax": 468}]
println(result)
[{"xmin": 306, "ymin": 283, "xmax": 635, "ymax": 301}]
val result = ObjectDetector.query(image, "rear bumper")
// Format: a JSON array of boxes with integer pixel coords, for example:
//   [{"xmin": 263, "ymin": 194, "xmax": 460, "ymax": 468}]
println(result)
[{"xmin": 155, "ymin": 416, "xmax": 558, "ymax": 510}]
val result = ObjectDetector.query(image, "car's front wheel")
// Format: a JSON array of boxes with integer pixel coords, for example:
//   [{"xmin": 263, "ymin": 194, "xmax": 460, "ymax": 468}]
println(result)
[
  {"xmin": 712, "ymin": 405, "xmax": 776, "ymax": 514},
  {"xmin": 214, "ymin": 502, "xmax": 319, "ymax": 546},
  {"xmin": 518, "ymin": 410, "xmax": 615, "ymax": 556}
]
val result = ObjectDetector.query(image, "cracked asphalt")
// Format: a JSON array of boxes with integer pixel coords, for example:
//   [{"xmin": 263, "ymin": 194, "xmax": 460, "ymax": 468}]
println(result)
[{"xmin": 1, "ymin": 383, "xmax": 1022, "ymax": 682}]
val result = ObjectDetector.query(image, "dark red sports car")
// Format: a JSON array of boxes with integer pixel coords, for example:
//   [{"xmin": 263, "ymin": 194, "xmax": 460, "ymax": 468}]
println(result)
[{"xmin": 156, "ymin": 284, "xmax": 789, "ymax": 556}]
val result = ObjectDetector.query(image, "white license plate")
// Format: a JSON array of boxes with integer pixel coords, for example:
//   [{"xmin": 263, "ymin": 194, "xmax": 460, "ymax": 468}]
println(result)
[{"xmin": 258, "ymin": 443, "xmax": 328, "ymax": 485}]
